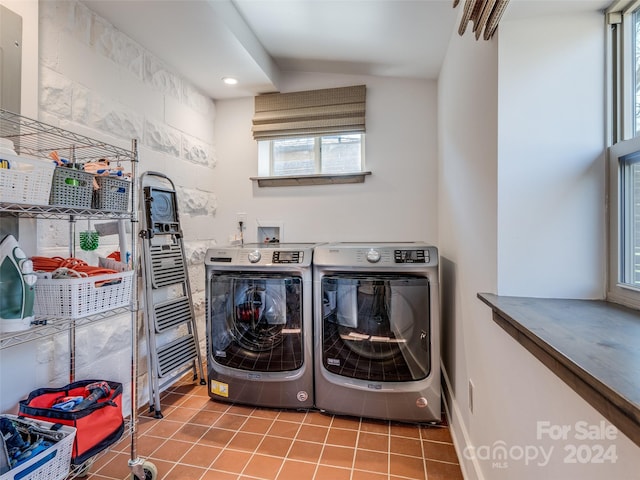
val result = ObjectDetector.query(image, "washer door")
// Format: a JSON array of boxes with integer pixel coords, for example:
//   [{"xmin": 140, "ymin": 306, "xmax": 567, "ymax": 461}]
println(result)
[
  {"xmin": 321, "ymin": 274, "xmax": 430, "ymax": 382},
  {"xmin": 209, "ymin": 273, "xmax": 303, "ymax": 372}
]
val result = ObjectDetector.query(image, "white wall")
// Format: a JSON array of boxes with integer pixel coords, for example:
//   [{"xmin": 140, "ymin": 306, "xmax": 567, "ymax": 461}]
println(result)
[
  {"xmin": 213, "ymin": 72, "xmax": 438, "ymax": 245},
  {"xmin": 0, "ymin": 0, "xmax": 217, "ymax": 415},
  {"xmin": 439, "ymin": 9, "xmax": 640, "ymax": 480},
  {"xmin": 1, "ymin": 0, "xmax": 38, "ymax": 117},
  {"xmin": 437, "ymin": 13, "xmax": 499, "ymax": 480},
  {"xmin": 497, "ymin": 13, "xmax": 605, "ymax": 298}
]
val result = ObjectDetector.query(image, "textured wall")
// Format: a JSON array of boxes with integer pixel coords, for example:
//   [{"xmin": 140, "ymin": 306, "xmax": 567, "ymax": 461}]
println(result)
[{"xmin": 1, "ymin": 0, "xmax": 217, "ymax": 414}]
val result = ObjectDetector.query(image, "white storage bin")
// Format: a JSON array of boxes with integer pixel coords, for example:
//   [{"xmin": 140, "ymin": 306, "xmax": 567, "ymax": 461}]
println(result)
[
  {"xmin": 34, "ymin": 270, "xmax": 134, "ymax": 319},
  {"xmin": 0, "ymin": 414, "xmax": 75, "ymax": 480},
  {"xmin": 0, "ymin": 153, "xmax": 55, "ymax": 206}
]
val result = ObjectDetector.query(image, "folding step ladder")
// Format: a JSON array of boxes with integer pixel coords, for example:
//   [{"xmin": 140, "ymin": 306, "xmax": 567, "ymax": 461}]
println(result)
[{"xmin": 139, "ymin": 171, "xmax": 205, "ymax": 418}]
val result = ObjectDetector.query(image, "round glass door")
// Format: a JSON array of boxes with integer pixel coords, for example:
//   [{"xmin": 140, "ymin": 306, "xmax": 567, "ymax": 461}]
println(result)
[
  {"xmin": 209, "ymin": 273, "xmax": 303, "ymax": 372},
  {"xmin": 321, "ymin": 274, "xmax": 430, "ymax": 382}
]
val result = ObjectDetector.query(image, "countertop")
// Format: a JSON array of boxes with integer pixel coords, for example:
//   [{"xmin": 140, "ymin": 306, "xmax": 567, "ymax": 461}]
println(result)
[{"xmin": 478, "ymin": 293, "xmax": 640, "ymax": 447}]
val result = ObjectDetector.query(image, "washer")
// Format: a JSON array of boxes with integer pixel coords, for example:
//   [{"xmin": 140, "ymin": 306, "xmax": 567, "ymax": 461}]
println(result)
[
  {"xmin": 205, "ymin": 243, "xmax": 316, "ymax": 409},
  {"xmin": 313, "ymin": 242, "xmax": 440, "ymax": 423}
]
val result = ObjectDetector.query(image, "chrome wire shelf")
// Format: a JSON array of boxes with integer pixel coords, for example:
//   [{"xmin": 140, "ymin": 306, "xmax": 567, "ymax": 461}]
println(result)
[
  {"xmin": 0, "ymin": 110, "xmax": 152, "ymax": 479},
  {"xmin": 0, "ymin": 307, "xmax": 131, "ymax": 350},
  {"xmin": 0, "ymin": 109, "xmax": 134, "ymax": 163},
  {"xmin": 0, "ymin": 202, "xmax": 133, "ymax": 219}
]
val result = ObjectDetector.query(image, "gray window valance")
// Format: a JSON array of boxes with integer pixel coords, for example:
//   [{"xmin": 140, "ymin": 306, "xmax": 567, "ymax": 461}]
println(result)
[{"xmin": 252, "ymin": 85, "xmax": 366, "ymax": 141}]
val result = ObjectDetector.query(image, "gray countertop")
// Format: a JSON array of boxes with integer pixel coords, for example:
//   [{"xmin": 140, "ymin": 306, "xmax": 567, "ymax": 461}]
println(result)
[{"xmin": 478, "ymin": 293, "xmax": 640, "ymax": 447}]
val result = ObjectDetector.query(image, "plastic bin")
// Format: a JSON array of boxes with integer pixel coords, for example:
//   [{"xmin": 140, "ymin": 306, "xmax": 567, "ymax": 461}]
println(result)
[
  {"xmin": 0, "ymin": 414, "xmax": 75, "ymax": 480},
  {"xmin": 48, "ymin": 168, "xmax": 93, "ymax": 208},
  {"xmin": 93, "ymin": 176, "xmax": 130, "ymax": 212},
  {"xmin": 33, "ymin": 270, "xmax": 134, "ymax": 319},
  {"xmin": 0, "ymin": 153, "xmax": 55, "ymax": 206}
]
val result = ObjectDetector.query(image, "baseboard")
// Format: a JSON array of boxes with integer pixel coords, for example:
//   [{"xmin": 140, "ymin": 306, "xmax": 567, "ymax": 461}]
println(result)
[{"xmin": 441, "ymin": 364, "xmax": 485, "ymax": 480}]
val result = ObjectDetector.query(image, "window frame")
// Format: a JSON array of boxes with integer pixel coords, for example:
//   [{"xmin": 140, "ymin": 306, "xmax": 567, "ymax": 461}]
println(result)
[
  {"xmin": 607, "ymin": 136, "xmax": 640, "ymax": 307},
  {"xmin": 607, "ymin": 0, "xmax": 640, "ymax": 308},
  {"xmin": 257, "ymin": 133, "xmax": 367, "ymax": 179}
]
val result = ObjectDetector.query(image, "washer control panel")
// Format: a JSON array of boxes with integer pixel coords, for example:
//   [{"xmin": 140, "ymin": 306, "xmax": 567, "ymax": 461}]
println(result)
[
  {"xmin": 272, "ymin": 250, "xmax": 304, "ymax": 263},
  {"xmin": 205, "ymin": 243, "xmax": 315, "ymax": 267}
]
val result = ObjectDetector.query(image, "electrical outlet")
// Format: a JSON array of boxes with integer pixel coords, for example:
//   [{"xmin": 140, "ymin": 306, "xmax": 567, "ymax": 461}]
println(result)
[
  {"xmin": 237, "ymin": 212, "xmax": 247, "ymax": 226},
  {"xmin": 468, "ymin": 379, "xmax": 474, "ymax": 414}
]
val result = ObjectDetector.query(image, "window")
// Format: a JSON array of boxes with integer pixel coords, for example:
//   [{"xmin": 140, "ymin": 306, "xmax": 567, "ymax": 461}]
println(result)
[
  {"xmin": 607, "ymin": 1, "xmax": 640, "ymax": 308},
  {"xmin": 258, "ymin": 134, "xmax": 364, "ymax": 177},
  {"xmin": 635, "ymin": 7, "xmax": 640, "ymax": 136},
  {"xmin": 252, "ymin": 85, "xmax": 369, "ymax": 185}
]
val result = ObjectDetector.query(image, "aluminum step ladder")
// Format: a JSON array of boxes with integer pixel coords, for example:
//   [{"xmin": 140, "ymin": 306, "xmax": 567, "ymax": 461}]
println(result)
[{"xmin": 139, "ymin": 171, "xmax": 206, "ymax": 418}]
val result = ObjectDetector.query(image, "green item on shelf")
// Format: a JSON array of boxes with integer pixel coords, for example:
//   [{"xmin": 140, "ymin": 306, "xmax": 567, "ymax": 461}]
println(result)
[{"xmin": 79, "ymin": 221, "xmax": 99, "ymax": 251}]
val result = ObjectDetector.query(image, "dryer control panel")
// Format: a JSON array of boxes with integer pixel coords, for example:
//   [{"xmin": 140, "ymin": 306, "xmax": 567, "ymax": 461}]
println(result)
[
  {"xmin": 394, "ymin": 249, "xmax": 428, "ymax": 263},
  {"xmin": 313, "ymin": 242, "xmax": 438, "ymax": 268}
]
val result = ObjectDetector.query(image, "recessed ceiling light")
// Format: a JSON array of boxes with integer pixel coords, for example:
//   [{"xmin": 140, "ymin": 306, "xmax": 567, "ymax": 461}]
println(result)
[{"xmin": 222, "ymin": 77, "xmax": 238, "ymax": 85}]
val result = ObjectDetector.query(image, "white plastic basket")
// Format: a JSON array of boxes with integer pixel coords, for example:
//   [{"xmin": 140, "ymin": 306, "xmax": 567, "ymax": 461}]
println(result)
[
  {"xmin": 33, "ymin": 270, "xmax": 134, "ymax": 319},
  {"xmin": 0, "ymin": 153, "xmax": 55, "ymax": 206},
  {"xmin": 0, "ymin": 415, "xmax": 75, "ymax": 480}
]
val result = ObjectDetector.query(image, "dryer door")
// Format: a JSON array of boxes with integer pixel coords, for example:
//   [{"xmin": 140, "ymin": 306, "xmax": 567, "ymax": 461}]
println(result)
[
  {"xmin": 321, "ymin": 274, "xmax": 430, "ymax": 381},
  {"xmin": 209, "ymin": 273, "xmax": 303, "ymax": 372}
]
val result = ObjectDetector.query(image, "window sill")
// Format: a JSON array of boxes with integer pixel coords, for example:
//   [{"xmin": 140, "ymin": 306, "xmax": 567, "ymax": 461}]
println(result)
[
  {"xmin": 250, "ymin": 171, "xmax": 371, "ymax": 187},
  {"xmin": 478, "ymin": 293, "xmax": 640, "ymax": 447}
]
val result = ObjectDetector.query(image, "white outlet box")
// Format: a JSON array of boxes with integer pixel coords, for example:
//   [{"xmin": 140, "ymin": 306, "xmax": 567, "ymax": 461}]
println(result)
[{"xmin": 257, "ymin": 221, "xmax": 283, "ymax": 243}]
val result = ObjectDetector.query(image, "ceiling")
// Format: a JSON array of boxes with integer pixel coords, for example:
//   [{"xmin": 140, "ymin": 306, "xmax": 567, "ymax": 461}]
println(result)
[{"xmin": 82, "ymin": 0, "xmax": 612, "ymax": 101}]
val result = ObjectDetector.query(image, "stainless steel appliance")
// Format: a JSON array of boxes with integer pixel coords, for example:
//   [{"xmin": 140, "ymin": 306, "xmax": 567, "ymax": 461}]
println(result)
[
  {"xmin": 313, "ymin": 242, "xmax": 441, "ymax": 423},
  {"xmin": 205, "ymin": 243, "xmax": 316, "ymax": 409}
]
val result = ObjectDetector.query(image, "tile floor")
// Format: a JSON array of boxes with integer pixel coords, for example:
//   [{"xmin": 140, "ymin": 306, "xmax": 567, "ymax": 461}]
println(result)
[{"xmin": 83, "ymin": 379, "xmax": 464, "ymax": 480}]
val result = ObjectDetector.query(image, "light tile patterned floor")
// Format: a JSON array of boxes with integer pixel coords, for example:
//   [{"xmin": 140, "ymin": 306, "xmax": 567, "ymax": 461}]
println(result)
[{"xmin": 83, "ymin": 379, "xmax": 464, "ymax": 480}]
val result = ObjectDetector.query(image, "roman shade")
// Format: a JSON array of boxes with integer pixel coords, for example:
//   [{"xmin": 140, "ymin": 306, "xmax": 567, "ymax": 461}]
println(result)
[
  {"xmin": 453, "ymin": 0, "xmax": 511, "ymax": 40},
  {"xmin": 252, "ymin": 85, "xmax": 366, "ymax": 141}
]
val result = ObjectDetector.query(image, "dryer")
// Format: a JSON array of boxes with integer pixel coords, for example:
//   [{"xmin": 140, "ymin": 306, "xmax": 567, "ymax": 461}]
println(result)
[
  {"xmin": 205, "ymin": 243, "xmax": 315, "ymax": 409},
  {"xmin": 313, "ymin": 242, "xmax": 440, "ymax": 423}
]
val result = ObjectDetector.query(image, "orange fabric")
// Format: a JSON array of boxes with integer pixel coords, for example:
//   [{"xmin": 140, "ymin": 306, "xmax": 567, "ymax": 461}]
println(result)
[
  {"xmin": 31, "ymin": 256, "xmax": 117, "ymax": 276},
  {"xmin": 106, "ymin": 251, "xmax": 121, "ymax": 262}
]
